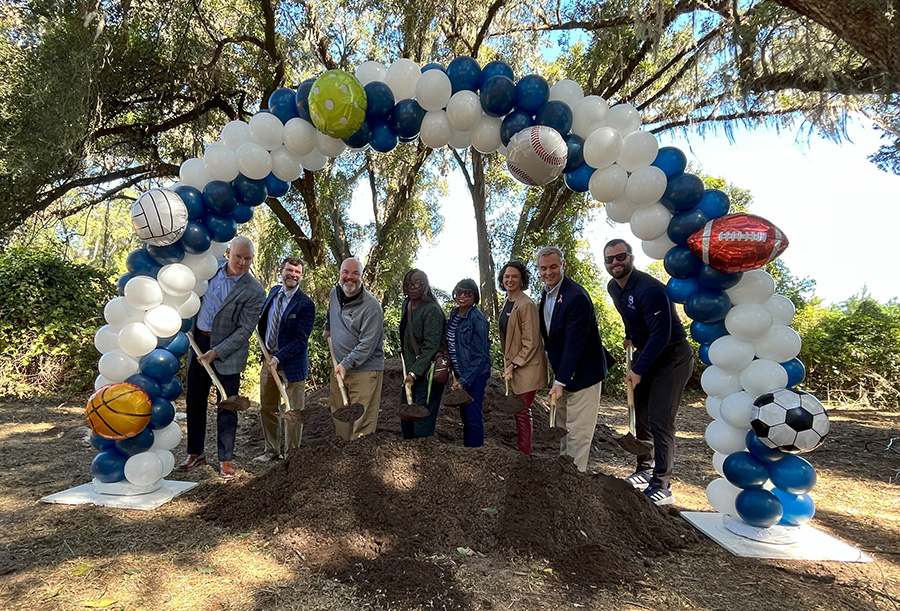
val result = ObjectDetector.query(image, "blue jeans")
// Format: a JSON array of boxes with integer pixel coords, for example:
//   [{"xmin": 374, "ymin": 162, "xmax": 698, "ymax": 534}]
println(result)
[{"xmin": 458, "ymin": 371, "xmax": 489, "ymax": 447}]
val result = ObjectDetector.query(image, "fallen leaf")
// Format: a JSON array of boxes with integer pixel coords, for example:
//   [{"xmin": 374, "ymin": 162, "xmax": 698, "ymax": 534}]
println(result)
[
  {"xmin": 456, "ymin": 547, "xmax": 470, "ymax": 555},
  {"xmin": 82, "ymin": 598, "xmax": 117, "ymax": 607},
  {"xmin": 71, "ymin": 563, "xmax": 93, "ymax": 577},
  {"xmin": 123, "ymin": 568, "xmax": 143, "ymax": 575},
  {"xmin": 197, "ymin": 567, "xmax": 215, "ymax": 574},
  {"xmin": 481, "ymin": 508, "xmax": 499, "ymax": 515}
]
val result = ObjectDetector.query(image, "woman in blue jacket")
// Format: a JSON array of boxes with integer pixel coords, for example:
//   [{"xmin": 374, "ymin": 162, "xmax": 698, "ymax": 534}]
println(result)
[{"xmin": 446, "ymin": 278, "xmax": 492, "ymax": 447}]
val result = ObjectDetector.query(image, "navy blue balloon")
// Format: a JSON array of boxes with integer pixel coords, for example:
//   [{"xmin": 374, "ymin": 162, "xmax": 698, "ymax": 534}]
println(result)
[
  {"xmin": 180, "ymin": 317, "xmax": 193, "ymax": 332},
  {"xmin": 202, "ymin": 180, "xmax": 238, "ymax": 216},
  {"xmin": 698, "ymin": 343, "xmax": 711, "ymax": 366},
  {"xmin": 233, "ymin": 174, "xmax": 268, "ymax": 206},
  {"xmin": 203, "ymin": 213, "xmax": 238, "ymax": 242},
  {"xmin": 535, "ymin": 100, "xmax": 573, "ymax": 135},
  {"xmin": 500, "ymin": 111, "xmax": 534, "ymax": 146},
  {"xmin": 268, "ymin": 87, "xmax": 300, "ymax": 123},
  {"xmin": 769, "ymin": 454, "xmax": 817, "ymax": 494},
  {"xmin": 265, "ymin": 173, "xmax": 289, "ymax": 198},
  {"xmin": 343, "ymin": 120, "xmax": 372, "ymax": 149},
  {"xmin": 117, "ymin": 272, "xmax": 134, "ymax": 296},
  {"xmin": 115, "ymin": 426, "xmax": 154, "ymax": 456},
  {"xmin": 173, "ymin": 185, "xmax": 206, "ymax": 220},
  {"xmin": 772, "ymin": 489, "xmax": 815, "ymax": 526},
  {"xmin": 149, "ymin": 398, "xmax": 176, "ymax": 430},
  {"xmin": 125, "ymin": 373, "xmax": 160, "ymax": 401},
  {"xmin": 398, "ymin": 134, "xmax": 418, "ymax": 143},
  {"xmin": 147, "ymin": 242, "xmax": 185, "ymax": 266},
  {"xmin": 90, "ymin": 431, "xmax": 117, "ymax": 452},
  {"xmin": 390, "ymin": 99, "xmax": 426, "ymax": 139},
  {"xmin": 480, "ymin": 60, "xmax": 514, "ymax": 86},
  {"xmin": 421, "ymin": 62, "xmax": 445, "ymax": 73},
  {"xmin": 159, "ymin": 375, "xmax": 183, "ymax": 401},
  {"xmin": 723, "ymin": 451, "xmax": 771, "ymax": 489},
  {"xmin": 663, "ymin": 245, "xmax": 702, "ymax": 279},
  {"xmin": 447, "ymin": 56, "xmax": 481, "ymax": 93},
  {"xmin": 126, "ymin": 249, "xmax": 161, "ymax": 277},
  {"xmin": 651, "ymin": 146, "xmax": 687, "ymax": 179},
  {"xmin": 563, "ymin": 162, "xmax": 594, "ymax": 193},
  {"xmin": 480, "ymin": 75, "xmax": 517, "ymax": 117},
  {"xmin": 697, "ymin": 189, "xmax": 731, "ymax": 219},
  {"xmin": 364, "ymin": 81, "xmax": 395, "ymax": 123},
  {"xmin": 179, "ymin": 221, "xmax": 211, "ymax": 254},
  {"xmin": 781, "ymin": 357, "xmax": 806, "ymax": 388},
  {"xmin": 690, "ymin": 320, "xmax": 728, "ymax": 344},
  {"xmin": 140, "ymin": 348, "xmax": 181, "ymax": 382},
  {"xmin": 370, "ymin": 122, "xmax": 398, "ymax": 153},
  {"xmin": 745, "ymin": 430, "xmax": 787, "ymax": 463},
  {"xmin": 660, "ymin": 173, "xmax": 705, "ymax": 212},
  {"xmin": 294, "ymin": 79, "xmax": 315, "ymax": 122},
  {"xmin": 667, "ymin": 207, "xmax": 709, "ymax": 244},
  {"xmin": 685, "ymin": 289, "xmax": 731, "ymax": 323},
  {"xmin": 666, "ymin": 277, "xmax": 700, "ymax": 304},
  {"xmin": 92, "ymin": 449, "xmax": 128, "ymax": 483},
  {"xmin": 736, "ymin": 489, "xmax": 783, "ymax": 528},
  {"xmin": 563, "ymin": 134, "xmax": 585, "ymax": 173},
  {"xmin": 160, "ymin": 332, "xmax": 189, "ymax": 358},
  {"xmin": 697, "ymin": 265, "xmax": 743, "ymax": 290},
  {"xmin": 515, "ymin": 74, "xmax": 550, "ymax": 114},
  {"xmin": 233, "ymin": 204, "xmax": 254, "ymax": 224},
  {"xmin": 155, "ymin": 332, "xmax": 176, "ymax": 349}
]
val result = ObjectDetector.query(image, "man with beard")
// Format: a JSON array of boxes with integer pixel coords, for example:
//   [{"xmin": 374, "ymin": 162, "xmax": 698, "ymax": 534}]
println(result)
[
  {"xmin": 604, "ymin": 239, "xmax": 693, "ymax": 505},
  {"xmin": 323, "ymin": 257, "xmax": 385, "ymax": 440}
]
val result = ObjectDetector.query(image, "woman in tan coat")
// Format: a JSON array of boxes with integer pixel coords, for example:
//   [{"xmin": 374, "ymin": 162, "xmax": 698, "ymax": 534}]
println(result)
[{"xmin": 497, "ymin": 260, "xmax": 548, "ymax": 455}]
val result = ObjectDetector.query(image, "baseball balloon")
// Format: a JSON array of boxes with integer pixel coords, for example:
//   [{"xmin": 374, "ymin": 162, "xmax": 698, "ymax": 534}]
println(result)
[{"xmin": 506, "ymin": 126, "xmax": 568, "ymax": 186}]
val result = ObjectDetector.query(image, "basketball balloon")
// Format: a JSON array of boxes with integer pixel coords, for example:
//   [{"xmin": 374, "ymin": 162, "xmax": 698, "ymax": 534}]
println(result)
[{"xmin": 85, "ymin": 383, "xmax": 153, "ymax": 440}]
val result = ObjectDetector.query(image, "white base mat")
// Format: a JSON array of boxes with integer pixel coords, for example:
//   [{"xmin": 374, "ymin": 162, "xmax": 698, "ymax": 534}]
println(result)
[
  {"xmin": 40, "ymin": 480, "xmax": 197, "ymax": 511},
  {"xmin": 682, "ymin": 511, "xmax": 872, "ymax": 562}
]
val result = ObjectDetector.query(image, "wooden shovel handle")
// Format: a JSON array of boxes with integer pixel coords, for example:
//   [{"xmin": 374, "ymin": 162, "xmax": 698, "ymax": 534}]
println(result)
[
  {"xmin": 399, "ymin": 352, "xmax": 415, "ymax": 405},
  {"xmin": 549, "ymin": 392, "xmax": 558, "ymax": 428},
  {"xmin": 327, "ymin": 335, "xmax": 352, "ymax": 406},
  {"xmin": 257, "ymin": 333, "xmax": 291, "ymax": 411},
  {"xmin": 186, "ymin": 331, "xmax": 229, "ymax": 399},
  {"xmin": 625, "ymin": 346, "xmax": 635, "ymax": 408}
]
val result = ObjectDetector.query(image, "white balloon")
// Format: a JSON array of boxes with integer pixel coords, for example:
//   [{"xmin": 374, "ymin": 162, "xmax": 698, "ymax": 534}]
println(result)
[
  {"xmin": 269, "ymin": 146, "xmax": 303, "ymax": 182},
  {"xmin": 283, "ymin": 118, "xmax": 318, "ymax": 156},
  {"xmin": 706, "ymin": 395, "xmax": 723, "ymax": 419},
  {"xmin": 419, "ymin": 110, "xmax": 452, "ymax": 148},
  {"xmin": 549, "ymin": 79, "xmax": 584, "ymax": 108},
  {"xmin": 605, "ymin": 103, "xmax": 641, "ymax": 135},
  {"xmin": 248, "ymin": 111, "xmax": 284, "ymax": 151},
  {"xmin": 446, "ymin": 91, "xmax": 482, "ymax": 132},
  {"xmin": 415, "ymin": 69, "xmax": 452, "ymax": 112},
  {"xmin": 605, "ymin": 197, "xmax": 638, "ymax": 224},
  {"xmin": 726, "ymin": 269, "xmax": 776, "ymax": 305},
  {"xmin": 316, "ymin": 132, "xmax": 346, "ymax": 158},
  {"xmin": 124, "ymin": 451, "xmax": 164, "ymax": 487},
  {"xmin": 589, "ymin": 165, "xmax": 629, "ymax": 203},
  {"xmin": 765, "ymin": 294, "xmax": 796, "ymax": 326},
  {"xmin": 582, "ymin": 126, "xmax": 622, "ymax": 170},
  {"xmin": 194, "ymin": 279, "xmax": 209, "ymax": 297},
  {"xmin": 299, "ymin": 148, "xmax": 327, "ymax": 171},
  {"xmin": 471, "ymin": 114, "xmax": 502, "ymax": 153},
  {"xmin": 709, "ymin": 335, "xmax": 756, "ymax": 371},
  {"xmin": 355, "ymin": 60, "xmax": 387, "ymax": 86},
  {"xmin": 144, "ymin": 305, "xmax": 182, "ymax": 338},
  {"xmin": 117, "ymin": 322, "xmax": 159, "ymax": 357},
  {"xmin": 104, "ymin": 297, "xmax": 145, "ymax": 328},
  {"xmin": 701, "ymin": 365, "xmax": 743, "ymax": 399},
  {"xmin": 712, "ymin": 451, "xmax": 728, "ymax": 478},
  {"xmin": 753, "ymin": 325, "xmax": 802, "ymax": 363},
  {"xmin": 385, "ymin": 58, "xmax": 421, "ymax": 101},
  {"xmin": 157, "ymin": 263, "xmax": 196, "ymax": 297},
  {"xmin": 706, "ymin": 477, "xmax": 742, "ymax": 515},
  {"xmin": 178, "ymin": 158, "xmax": 212, "ymax": 191},
  {"xmin": 719, "ymin": 391, "xmax": 755, "ymax": 429},
  {"xmin": 150, "ymin": 449, "xmax": 175, "ymax": 478},
  {"xmin": 447, "ymin": 127, "xmax": 472, "ymax": 150},
  {"xmin": 572, "ymin": 95, "xmax": 608, "ymax": 138},
  {"xmin": 94, "ymin": 374, "xmax": 113, "ymax": 391},
  {"xmin": 740, "ymin": 359, "xmax": 788, "ymax": 397},
  {"xmin": 617, "ymin": 131, "xmax": 658, "ymax": 172},
  {"xmin": 221, "ymin": 120, "xmax": 251, "ymax": 151},
  {"xmin": 203, "ymin": 143, "xmax": 240, "ymax": 182},
  {"xmin": 641, "ymin": 234, "xmax": 676, "ymax": 260},
  {"xmin": 705, "ymin": 420, "xmax": 749, "ymax": 455},
  {"xmin": 98, "ymin": 349, "xmax": 140, "ymax": 382},
  {"xmin": 94, "ymin": 325, "xmax": 121, "ymax": 354},
  {"xmin": 625, "ymin": 165, "xmax": 668, "ymax": 204},
  {"xmin": 162, "ymin": 290, "xmax": 201, "ymax": 319},
  {"xmin": 236, "ymin": 142, "xmax": 273, "ymax": 180},
  {"xmin": 151, "ymin": 421, "xmax": 183, "ymax": 451},
  {"xmin": 124, "ymin": 276, "xmax": 163, "ymax": 310},
  {"xmin": 629, "ymin": 203, "xmax": 671, "ymax": 240},
  {"xmin": 725, "ymin": 302, "xmax": 773, "ymax": 340},
  {"xmin": 209, "ymin": 241, "xmax": 228, "ymax": 258},
  {"xmin": 183, "ymin": 252, "xmax": 219, "ymax": 281}
]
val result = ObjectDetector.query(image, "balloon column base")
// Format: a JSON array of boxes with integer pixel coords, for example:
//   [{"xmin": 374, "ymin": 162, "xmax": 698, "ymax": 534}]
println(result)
[
  {"xmin": 92, "ymin": 478, "xmax": 164, "ymax": 497},
  {"xmin": 721, "ymin": 514, "xmax": 799, "ymax": 545},
  {"xmin": 41, "ymin": 480, "xmax": 197, "ymax": 511}
]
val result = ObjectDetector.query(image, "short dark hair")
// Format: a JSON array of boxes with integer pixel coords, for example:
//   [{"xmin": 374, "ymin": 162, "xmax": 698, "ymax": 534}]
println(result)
[
  {"xmin": 280, "ymin": 257, "xmax": 304, "ymax": 270},
  {"xmin": 497, "ymin": 260, "xmax": 530, "ymax": 291},
  {"xmin": 453, "ymin": 278, "xmax": 480, "ymax": 304},
  {"xmin": 603, "ymin": 239, "xmax": 632, "ymax": 255}
]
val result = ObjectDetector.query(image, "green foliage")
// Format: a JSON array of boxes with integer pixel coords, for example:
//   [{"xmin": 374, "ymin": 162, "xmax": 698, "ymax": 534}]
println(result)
[{"xmin": 0, "ymin": 248, "xmax": 115, "ymax": 395}]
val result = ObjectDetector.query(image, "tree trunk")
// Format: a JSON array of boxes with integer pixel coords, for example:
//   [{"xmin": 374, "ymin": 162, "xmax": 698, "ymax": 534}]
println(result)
[{"xmin": 470, "ymin": 152, "xmax": 499, "ymax": 321}]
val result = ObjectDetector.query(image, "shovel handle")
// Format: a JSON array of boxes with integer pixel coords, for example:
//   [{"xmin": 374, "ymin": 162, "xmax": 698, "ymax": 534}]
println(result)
[
  {"xmin": 399, "ymin": 352, "xmax": 416, "ymax": 405},
  {"xmin": 504, "ymin": 376, "xmax": 509, "ymax": 397},
  {"xmin": 327, "ymin": 335, "xmax": 352, "ymax": 407},
  {"xmin": 257, "ymin": 333, "xmax": 291, "ymax": 411},
  {"xmin": 625, "ymin": 346, "xmax": 635, "ymax": 407},
  {"xmin": 186, "ymin": 331, "xmax": 229, "ymax": 400},
  {"xmin": 549, "ymin": 392, "xmax": 558, "ymax": 428}
]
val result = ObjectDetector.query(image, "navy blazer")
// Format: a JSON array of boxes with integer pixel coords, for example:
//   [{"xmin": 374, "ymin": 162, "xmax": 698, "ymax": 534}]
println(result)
[
  {"xmin": 539, "ymin": 276, "xmax": 609, "ymax": 392},
  {"xmin": 258, "ymin": 286, "xmax": 316, "ymax": 383}
]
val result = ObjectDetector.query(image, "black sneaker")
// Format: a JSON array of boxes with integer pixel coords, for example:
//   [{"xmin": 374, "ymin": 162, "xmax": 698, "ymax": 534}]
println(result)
[
  {"xmin": 624, "ymin": 470, "xmax": 652, "ymax": 490},
  {"xmin": 644, "ymin": 485, "xmax": 674, "ymax": 506}
]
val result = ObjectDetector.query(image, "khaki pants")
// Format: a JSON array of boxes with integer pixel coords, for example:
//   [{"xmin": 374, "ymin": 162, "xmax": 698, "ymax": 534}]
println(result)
[
  {"xmin": 556, "ymin": 381, "xmax": 602, "ymax": 472},
  {"xmin": 330, "ymin": 369, "xmax": 383, "ymax": 441},
  {"xmin": 259, "ymin": 365, "xmax": 306, "ymax": 455}
]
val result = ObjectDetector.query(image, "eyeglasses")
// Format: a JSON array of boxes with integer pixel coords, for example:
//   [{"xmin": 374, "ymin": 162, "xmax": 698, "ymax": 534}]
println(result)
[
  {"xmin": 404, "ymin": 280, "xmax": 423, "ymax": 289},
  {"xmin": 454, "ymin": 290, "xmax": 474, "ymax": 298},
  {"xmin": 604, "ymin": 253, "xmax": 631, "ymax": 264}
]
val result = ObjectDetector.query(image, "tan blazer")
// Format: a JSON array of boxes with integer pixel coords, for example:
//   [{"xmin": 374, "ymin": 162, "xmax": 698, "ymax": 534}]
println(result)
[{"xmin": 500, "ymin": 295, "xmax": 549, "ymax": 395}]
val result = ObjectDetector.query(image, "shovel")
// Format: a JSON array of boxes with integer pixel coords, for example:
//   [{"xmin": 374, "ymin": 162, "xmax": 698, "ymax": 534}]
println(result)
[
  {"xmin": 442, "ymin": 372, "xmax": 473, "ymax": 407},
  {"xmin": 256, "ymin": 334, "xmax": 308, "ymax": 430},
  {"xmin": 615, "ymin": 346, "xmax": 654, "ymax": 455},
  {"xmin": 547, "ymin": 392, "xmax": 568, "ymax": 441},
  {"xmin": 327, "ymin": 336, "xmax": 365, "ymax": 423},
  {"xmin": 399, "ymin": 353, "xmax": 429, "ymax": 421},
  {"xmin": 186, "ymin": 331, "xmax": 251, "ymax": 411},
  {"xmin": 494, "ymin": 374, "xmax": 526, "ymax": 414}
]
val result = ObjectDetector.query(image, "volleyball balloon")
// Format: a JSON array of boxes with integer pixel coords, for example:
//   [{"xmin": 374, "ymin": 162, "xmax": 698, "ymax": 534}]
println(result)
[
  {"xmin": 131, "ymin": 189, "xmax": 189, "ymax": 247},
  {"xmin": 307, "ymin": 70, "xmax": 367, "ymax": 138},
  {"xmin": 85, "ymin": 383, "xmax": 153, "ymax": 440}
]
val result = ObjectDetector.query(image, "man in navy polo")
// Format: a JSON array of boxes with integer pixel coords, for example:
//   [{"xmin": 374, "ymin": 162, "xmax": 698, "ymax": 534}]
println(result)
[{"xmin": 605, "ymin": 239, "xmax": 693, "ymax": 505}]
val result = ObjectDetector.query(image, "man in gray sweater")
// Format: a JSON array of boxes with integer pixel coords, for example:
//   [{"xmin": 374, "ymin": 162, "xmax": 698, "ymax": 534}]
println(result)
[{"xmin": 323, "ymin": 257, "xmax": 385, "ymax": 440}]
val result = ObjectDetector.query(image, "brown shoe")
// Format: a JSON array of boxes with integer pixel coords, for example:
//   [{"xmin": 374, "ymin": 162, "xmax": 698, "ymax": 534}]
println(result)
[
  {"xmin": 175, "ymin": 453, "xmax": 206, "ymax": 472},
  {"xmin": 219, "ymin": 461, "xmax": 235, "ymax": 480}
]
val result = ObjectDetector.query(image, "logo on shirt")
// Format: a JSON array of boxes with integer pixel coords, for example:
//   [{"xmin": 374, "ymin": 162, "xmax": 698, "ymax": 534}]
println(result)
[{"xmin": 627, "ymin": 295, "xmax": 636, "ymax": 310}]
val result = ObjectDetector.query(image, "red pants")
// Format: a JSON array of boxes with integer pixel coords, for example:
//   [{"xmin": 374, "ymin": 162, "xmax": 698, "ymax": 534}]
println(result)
[{"xmin": 515, "ymin": 390, "xmax": 536, "ymax": 455}]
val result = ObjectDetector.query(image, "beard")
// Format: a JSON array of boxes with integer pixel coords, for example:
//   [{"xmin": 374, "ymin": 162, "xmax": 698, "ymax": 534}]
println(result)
[
  {"xmin": 608, "ymin": 262, "xmax": 633, "ymax": 280},
  {"xmin": 340, "ymin": 280, "xmax": 361, "ymax": 296}
]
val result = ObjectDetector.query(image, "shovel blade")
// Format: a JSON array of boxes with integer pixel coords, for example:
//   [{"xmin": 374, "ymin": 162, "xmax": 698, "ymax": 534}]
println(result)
[
  {"xmin": 279, "ymin": 410, "xmax": 309, "ymax": 424},
  {"xmin": 218, "ymin": 395, "xmax": 251, "ymax": 411},
  {"xmin": 442, "ymin": 388, "xmax": 473, "ymax": 407},
  {"xmin": 548, "ymin": 426, "xmax": 568, "ymax": 441},
  {"xmin": 398, "ymin": 403, "xmax": 430, "ymax": 421},
  {"xmin": 333, "ymin": 403, "xmax": 365, "ymax": 423},
  {"xmin": 615, "ymin": 433, "xmax": 654, "ymax": 455},
  {"xmin": 494, "ymin": 394, "xmax": 527, "ymax": 414}
]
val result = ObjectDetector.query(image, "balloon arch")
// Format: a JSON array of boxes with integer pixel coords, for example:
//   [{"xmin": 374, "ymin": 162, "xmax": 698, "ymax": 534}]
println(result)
[{"xmin": 87, "ymin": 56, "xmax": 829, "ymax": 537}]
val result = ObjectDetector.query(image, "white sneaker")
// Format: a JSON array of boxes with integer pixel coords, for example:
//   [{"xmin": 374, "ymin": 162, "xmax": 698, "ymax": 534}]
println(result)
[
  {"xmin": 624, "ymin": 470, "xmax": 652, "ymax": 491},
  {"xmin": 644, "ymin": 486, "xmax": 675, "ymax": 506},
  {"xmin": 253, "ymin": 452, "xmax": 281, "ymax": 463}
]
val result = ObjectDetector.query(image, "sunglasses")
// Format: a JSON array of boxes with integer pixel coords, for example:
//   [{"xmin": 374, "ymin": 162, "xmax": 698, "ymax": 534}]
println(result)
[
  {"xmin": 604, "ymin": 253, "xmax": 631, "ymax": 264},
  {"xmin": 404, "ymin": 280, "xmax": 424, "ymax": 289},
  {"xmin": 454, "ymin": 290, "xmax": 474, "ymax": 298}
]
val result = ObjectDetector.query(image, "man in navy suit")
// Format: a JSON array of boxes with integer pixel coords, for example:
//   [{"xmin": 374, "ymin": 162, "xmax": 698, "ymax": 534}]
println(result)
[
  {"xmin": 537, "ymin": 246, "xmax": 609, "ymax": 472},
  {"xmin": 255, "ymin": 256, "xmax": 316, "ymax": 462}
]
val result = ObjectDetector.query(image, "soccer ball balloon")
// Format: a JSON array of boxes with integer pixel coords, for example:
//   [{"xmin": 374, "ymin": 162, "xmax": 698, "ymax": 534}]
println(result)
[
  {"xmin": 131, "ymin": 189, "xmax": 189, "ymax": 246},
  {"xmin": 750, "ymin": 388, "xmax": 830, "ymax": 453}
]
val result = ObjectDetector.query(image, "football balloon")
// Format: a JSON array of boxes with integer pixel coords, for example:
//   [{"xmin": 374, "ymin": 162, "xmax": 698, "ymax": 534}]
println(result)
[{"xmin": 687, "ymin": 213, "xmax": 788, "ymax": 274}]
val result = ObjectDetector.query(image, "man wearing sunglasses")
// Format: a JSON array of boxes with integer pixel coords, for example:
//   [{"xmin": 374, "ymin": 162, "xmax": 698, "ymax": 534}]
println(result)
[{"xmin": 604, "ymin": 239, "xmax": 693, "ymax": 506}]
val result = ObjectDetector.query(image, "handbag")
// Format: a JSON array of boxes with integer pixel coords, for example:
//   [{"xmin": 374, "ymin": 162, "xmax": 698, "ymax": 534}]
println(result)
[{"xmin": 407, "ymin": 303, "xmax": 451, "ymax": 385}]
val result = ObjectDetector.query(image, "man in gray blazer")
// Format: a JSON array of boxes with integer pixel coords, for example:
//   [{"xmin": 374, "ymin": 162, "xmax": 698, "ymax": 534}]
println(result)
[{"xmin": 177, "ymin": 236, "xmax": 265, "ymax": 480}]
